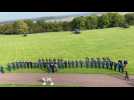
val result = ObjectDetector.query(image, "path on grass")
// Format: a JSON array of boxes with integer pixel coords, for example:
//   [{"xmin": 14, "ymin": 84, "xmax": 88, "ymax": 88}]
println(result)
[{"xmin": 0, "ymin": 73, "xmax": 134, "ymax": 87}]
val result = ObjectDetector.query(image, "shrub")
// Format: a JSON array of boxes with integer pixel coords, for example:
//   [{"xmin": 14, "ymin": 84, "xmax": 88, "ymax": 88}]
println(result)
[{"xmin": 120, "ymin": 23, "xmax": 129, "ymax": 28}]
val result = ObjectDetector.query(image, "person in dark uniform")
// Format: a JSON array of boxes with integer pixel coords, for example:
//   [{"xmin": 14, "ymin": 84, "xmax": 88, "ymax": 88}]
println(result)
[
  {"xmin": 113, "ymin": 62, "xmax": 117, "ymax": 71},
  {"xmin": 0, "ymin": 66, "xmax": 4, "ymax": 73},
  {"xmin": 90, "ymin": 58, "xmax": 94, "ymax": 68},
  {"xmin": 117, "ymin": 60, "xmax": 122, "ymax": 72},
  {"xmin": 47, "ymin": 63, "xmax": 52, "ymax": 73},
  {"xmin": 97, "ymin": 58, "xmax": 101, "ymax": 68},
  {"xmin": 94, "ymin": 59, "xmax": 97, "ymax": 68},
  {"xmin": 57, "ymin": 59, "xmax": 60, "ymax": 68},
  {"xmin": 50, "ymin": 63, "xmax": 55, "ymax": 73},
  {"xmin": 12, "ymin": 62, "xmax": 16, "ymax": 70},
  {"xmin": 60, "ymin": 59, "xmax": 64, "ymax": 69},
  {"xmin": 101, "ymin": 60, "xmax": 105, "ymax": 69},
  {"xmin": 79, "ymin": 60, "xmax": 83, "ymax": 68},
  {"xmin": 124, "ymin": 60, "xmax": 129, "ymax": 80},
  {"xmin": 64, "ymin": 60, "xmax": 68, "ymax": 68},
  {"xmin": 106, "ymin": 60, "xmax": 110, "ymax": 69},
  {"xmin": 7, "ymin": 63, "xmax": 12, "ymax": 72},
  {"xmin": 54, "ymin": 63, "xmax": 58, "ymax": 72},
  {"xmin": 85, "ymin": 57, "xmax": 89, "ymax": 68},
  {"xmin": 109, "ymin": 60, "xmax": 113, "ymax": 70},
  {"xmin": 38, "ymin": 58, "xmax": 42, "ymax": 69},
  {"xmin": 41, "ymin": 58, "xmax": 45, "ymax": 68},
  {"xmin": 71, "ymin": 60, "xmax": 75, "ymax": 68},
  {"xmin": 68, "ymin": 60, "xmax": 71, "ymax": 68},
  {"xmin": 26, "ymin": 61, "xmax": 29, "ymax": 69},
  {"xmin": 29, "ymin": 60, "xmax": 32, "ymax": 69},
  {"xmin": 75, "ymin": 60, "xmax": 79, "ymax": 68},
  {"xmin": 23, "ymin": 61, "xmax": 26, "ymax": 68},
  {"xmin": 102, "ymin": 57, "xmax": 106, "ymax": 69},
  {"xmin": 15, "ymin": 62, "xmax": 19, "ymax": 69}
]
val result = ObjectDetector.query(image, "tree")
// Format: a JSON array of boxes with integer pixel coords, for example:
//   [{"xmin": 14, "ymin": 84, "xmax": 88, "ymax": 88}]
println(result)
[
  {"xmin": 85, "ymin": 16, "xmax": 98, "ymax": 29},
  {"xmin": 0, "ymin": 24, "xmax": 14, "ymax": 34},
  {"xmin": 71, "ymin": 16, "xmax": 86, "ymax": 30},
  {"xmin": 125, "ymin": 13, "xmax": 134, "ymax": 25},
  {"xmin": 107, "ymin": 13, "xmax": 125, "ymax": 27},
  {"xmin": 13, "ymin": 20, "xmax": 29, "ymax": 35},
  {"xmin": 98, "ymin": 14, "xmax": 110, "ymax": 28},
  {"xmin": 24, "ymin": 19, "xmax": 34, "ymax": 33},
  {"xmin": 62, "ymin": 21, "xmax": 71, "ymax": 31}
]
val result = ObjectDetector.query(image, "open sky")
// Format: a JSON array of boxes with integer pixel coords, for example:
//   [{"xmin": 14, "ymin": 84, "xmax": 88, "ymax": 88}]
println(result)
[{"xmin": 0, "ymin": 12, "xmax": 90, "ymax": 22}]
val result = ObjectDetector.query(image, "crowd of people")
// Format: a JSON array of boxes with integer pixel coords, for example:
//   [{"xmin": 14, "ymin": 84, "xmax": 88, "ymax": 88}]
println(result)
[
  {"xmin": 0, "ymin": 57, "xmax": 129, "ymax": 80},
  {"xmin": 6, "ymin": 57, "xmax": 127, "ymax": 71}
]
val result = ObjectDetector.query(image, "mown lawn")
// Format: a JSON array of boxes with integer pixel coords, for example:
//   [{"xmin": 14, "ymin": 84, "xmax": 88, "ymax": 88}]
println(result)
[{"xmin": 0, "ymin": 26, "xmax": 134, "ymax": 74}]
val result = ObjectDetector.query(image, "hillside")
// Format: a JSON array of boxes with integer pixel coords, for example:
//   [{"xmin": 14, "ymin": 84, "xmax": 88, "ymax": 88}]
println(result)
[{"xmin": 0, "ymin": 26, "xmax": 134, "ymax": 74}]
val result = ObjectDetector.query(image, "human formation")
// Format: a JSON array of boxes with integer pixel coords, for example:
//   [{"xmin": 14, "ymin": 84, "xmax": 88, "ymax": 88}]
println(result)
[{"xmin": 6, "ymin": 57, "xmax": 128, "ymax": 74}]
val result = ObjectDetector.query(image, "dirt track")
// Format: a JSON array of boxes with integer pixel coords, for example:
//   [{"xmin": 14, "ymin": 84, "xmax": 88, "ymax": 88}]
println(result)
[{"xmin": 0, "ymin": 73, "xmax": 134, "ymax": 87}]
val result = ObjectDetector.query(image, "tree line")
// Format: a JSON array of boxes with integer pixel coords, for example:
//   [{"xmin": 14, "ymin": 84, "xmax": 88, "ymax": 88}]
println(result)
[{"xmin": 0, "ymin": 13, "xmax": 134, "ymax": 35}]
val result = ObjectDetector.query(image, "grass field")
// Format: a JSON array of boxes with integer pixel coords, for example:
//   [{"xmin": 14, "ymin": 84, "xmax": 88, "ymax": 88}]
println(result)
[
  {"xmin": 0, "ymin": 26, "xmax": 134, "ymax": 74},
  {"xmin": 5, "ymin": 68, "xmax": 119, "ymax": 75}
]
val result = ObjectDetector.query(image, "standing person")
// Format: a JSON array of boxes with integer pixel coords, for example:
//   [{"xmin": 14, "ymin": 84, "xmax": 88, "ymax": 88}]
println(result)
[
  {"xmin": 117, "ymin": 60, "xmax": 121, "ymax": 72},
  {"xmin": 75, "ymin": 60, "xmax": 79, "ymax": 68},
  {"xmin": 51, "ymin": 63, "xmax": 55, "ymax": 73},
  {"xmin": 97, "ymin": 58, "xmax": 101, "ymax": 68},
  {"xmin": 117, "ymin": 60, "xmax": 123, "ymax": 73},
  {"xmin": 106, "ymin": 60, "xmax": 109, "ymax": 69},
  {"xmin": 85, "ymin": 57, "xmax": 89, "ymax": 68},
  {"xmin": 7, "ymin": 63, "xmax": 12, "ymax": 72},
  {"xmin": 120, "ymin": 60, "xmax": 124, "ymax": 73},
  {"xmin": 124, "ymin": 60, "xmax": 129, "ymax": 80},
  {"xmin": 113, "ymin": 62, "xmax": 117, "ymax": 71},
  {"xmin": 64, "ymin": 60, "xmax": 67, "ymax": 68},
  {"xmin": 79, "ymin": 60, "xmax": 83, "ymax": 68},
  {"xmin": 109, "ymin": 60, "xmax": 113, "ymax": 70},
  {"xmin": 90, "ymin": 58, "xmax": 94, "ymax": 68}
]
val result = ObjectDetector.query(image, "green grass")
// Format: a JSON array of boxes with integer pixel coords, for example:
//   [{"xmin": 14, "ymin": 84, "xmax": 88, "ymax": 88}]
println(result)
[
  {"xmin": 0, "ymin": 26, "xmax": 134, "ymax": 74},
  {"xmin": 5, "ymin": 67, "xmax": 119, "ymax": 75},
  {"xmin": 4, "ymin": 68, "xmax": 47, "ymax": 73},
  {"xmin": 58, "ymin": 68, "xmax": 120, "ymax": 75}
]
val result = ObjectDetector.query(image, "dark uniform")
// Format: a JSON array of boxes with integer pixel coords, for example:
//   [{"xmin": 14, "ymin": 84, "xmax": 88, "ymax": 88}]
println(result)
[
  {"xmin": 47, "ymin": 63, "xmax": 52, "ymax": 73},
  {"xmin": 15, "ymin": 62, "xmax": 19, "ymax": 69},
  {"xmin": 68, "ymin": 60, "xmax": 71, "ymax": 68},
  {"xmin": 41, "ymin": 58, "xmax": 46, "ymax": 68},
  {"xmin": 94, "ymin": 59, "xmax": 97, "ymax": 68},
  {"xmin": 113, "ymin": 62, "xmax": 117, "ymax": 71},
  {"xmin": 7, "ymin": 63, "xmax": 12, "ymax": 72},
  {"xmin": 60, "ymin": 59, "xmax": 64, "ymax": 68},
  {"xmin": 50, "ymin": 63, "xmax": 55, "ymax": 73},
  {"xmin": 57, "ymin": 59, "xmax": 60, "ymax": 68},
  {"xmin": 117, "ymin": 60, "xmax": 123, "ymax": 73},
  {"xmin": 79, "ymin": 60, "xmax": 83, "ymax": 68},
  {"xmin": 75, "ymin": 60, "xmax": 79, "ymax": 68},
  {"xmin": 102, "ymin": 58, "xmax": 106, "ymax": 69},
  {"xmin": 12, "ymin": 62, "xmax": 16, "ymax": 70},
  {"xmin": 106, "ymin": 60, "xmax": 110, "ymax": 69},
  {"xmin": 90, "ymin": 58, "xmax": 94, "ymax": 68},
  {"xmin": 109, "ymin": 60, "xmax": 113, "ymax": 70},
  {"xmin": 64, "ymin": 60, "xmax": 68, "ymax": 68},
  {"xmin": 97, "ymin": 58, "xmax": 101, "ymax": 68},
  {"xmin": 0, "ymin": 66, "xmax": 4, "ymax": 73},
  {"xmin": 71, "ymin": 60, "xmax": 75, "ymax": 68},
  {"xmin": 38, "ymin": 59, "xmax": 42, "ymax": 69},
  {"xmin": 85, "ymin": 57, "xmax": 89, "ymax": 68}
]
